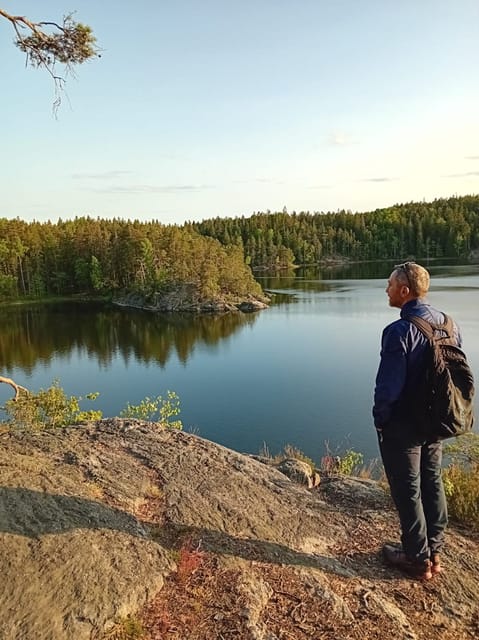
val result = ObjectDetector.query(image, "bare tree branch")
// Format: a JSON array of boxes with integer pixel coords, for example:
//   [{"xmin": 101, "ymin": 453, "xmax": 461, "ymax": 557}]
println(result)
[
  {"xmin": 0, "ymin": 376, "xmax": 28, "ymax": 401},
  {"xmin": 0, "ymin": 7, "xmax": 99, "ymax": 113}
]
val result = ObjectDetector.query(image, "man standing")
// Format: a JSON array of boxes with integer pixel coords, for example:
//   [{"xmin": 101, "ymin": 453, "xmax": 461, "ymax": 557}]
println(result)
[{"xmin": 373, "ymin": 262, "xmax": 459, "ymax": 580}]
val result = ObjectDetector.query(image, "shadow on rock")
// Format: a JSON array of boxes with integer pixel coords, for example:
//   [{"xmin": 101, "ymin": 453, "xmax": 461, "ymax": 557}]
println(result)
[
  {"xmin": 154, "ymin": 521, "xmax": 353, "ymax": 577},
  {"xmin": 0, "ymin": 486, "xmax": 146, "ymax": 538},
  {"xmin": 0, "ymin": 487, "xmax": 352, "ymax": 577}
]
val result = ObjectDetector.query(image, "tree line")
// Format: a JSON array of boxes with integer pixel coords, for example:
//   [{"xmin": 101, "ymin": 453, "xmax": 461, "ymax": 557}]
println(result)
[
  {"xmin": 190, "ymin": 195, "xmax": 479, "ymax": 269},
  {"xmin": 0, "ymin": 217, "xmax": 263, "ymax": 302},
  {"xmin": 1, "ymin": 195, "xmax": 478, "ymax": 303}
]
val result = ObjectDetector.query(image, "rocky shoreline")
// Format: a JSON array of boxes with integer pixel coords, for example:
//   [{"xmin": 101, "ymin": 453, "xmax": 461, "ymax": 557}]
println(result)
[{"xmin": 113, "ymin": 285, "xmax": 270, "ymax": 313}]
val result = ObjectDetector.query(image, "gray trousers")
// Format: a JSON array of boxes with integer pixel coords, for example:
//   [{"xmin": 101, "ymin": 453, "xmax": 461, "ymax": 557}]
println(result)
[{"xmin": 379, "ymin": 432, "xmax": 448, "ymax": 562}]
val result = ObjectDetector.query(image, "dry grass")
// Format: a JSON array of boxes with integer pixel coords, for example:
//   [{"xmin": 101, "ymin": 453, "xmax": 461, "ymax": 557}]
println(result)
[
  {"xmin": 443, "ymin": 462, "xmax": 479, "ymax": 530},
  {"xmin": 100, "ymin": 615, "xmax": 145, "ymax": 640}
]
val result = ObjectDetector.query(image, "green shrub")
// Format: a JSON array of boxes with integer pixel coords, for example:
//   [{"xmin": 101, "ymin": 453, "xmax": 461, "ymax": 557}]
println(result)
[
  {"xmin": 336, "ymin": 449, "xmax": 364, "ymax": 476},
  {"xmin": 443, "ymin": 462, "xmax": 479, "ymax": 530},
  {"xmin": 443, "ymin": 434, "xmax": 479, "ymax": 530},
  {"xmin": 320, "ymin": 443, "xmax": 365, "ymax": 476},
  {"xmin": 1, "ymin": 381, "xmax": 184, "ymax": 432},
  {"xmin": 120, "ymin": 390, "xmax": 182, "ymax": 429},
  {"xmin": 2, "ymin": 380, "xmax": 102, "ymax": 430}
]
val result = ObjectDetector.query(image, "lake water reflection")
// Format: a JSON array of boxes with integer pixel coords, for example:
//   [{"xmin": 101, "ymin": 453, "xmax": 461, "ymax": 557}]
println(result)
[{"xmin": 1, "ymin": 261, "xmax": 478, "ymax": 464}]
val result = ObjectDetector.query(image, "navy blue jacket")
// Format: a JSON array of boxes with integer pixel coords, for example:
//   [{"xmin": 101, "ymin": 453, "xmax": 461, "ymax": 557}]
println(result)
[{"xmin": 373, "ymin": 298, "xmax": 461, "ymax": 431}]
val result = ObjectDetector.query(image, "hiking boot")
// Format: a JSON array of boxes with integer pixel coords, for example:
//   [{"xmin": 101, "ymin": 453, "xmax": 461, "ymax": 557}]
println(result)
[
  {"xmin": 431, "ymin": 553, "xmax": 442, "ymax": 575},
  {"xmin": 382, "ymin": 544, "xmax": 433, "ymax": 581}
]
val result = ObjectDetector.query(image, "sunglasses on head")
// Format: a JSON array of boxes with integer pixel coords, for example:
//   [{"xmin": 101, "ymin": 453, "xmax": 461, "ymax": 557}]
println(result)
[{"xmin": 394, "ymin": 261, "xmax": 415, "ymax": 288}]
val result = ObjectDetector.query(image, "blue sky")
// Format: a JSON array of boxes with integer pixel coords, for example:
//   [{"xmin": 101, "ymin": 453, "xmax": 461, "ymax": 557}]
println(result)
[{"xmin": 1, "ymin": 0, "xmax": 478, "ymax": 224}]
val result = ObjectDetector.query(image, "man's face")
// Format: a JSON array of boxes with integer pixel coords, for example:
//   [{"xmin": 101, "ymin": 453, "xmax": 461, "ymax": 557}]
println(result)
[{"xmin": 386, "ymin": 271, "xmax": 407, "ymax": 308}]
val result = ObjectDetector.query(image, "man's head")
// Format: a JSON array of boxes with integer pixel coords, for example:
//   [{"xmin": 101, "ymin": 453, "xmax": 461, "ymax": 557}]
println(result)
[{"xmin": 386, "ymin": 262, "xmax": 430, "ymax": 308}]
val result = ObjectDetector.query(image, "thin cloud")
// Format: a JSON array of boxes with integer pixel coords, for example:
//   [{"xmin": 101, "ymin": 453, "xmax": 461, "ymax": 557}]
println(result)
[
  {"xmin": 90, "ymin": 184, "xmax": 214, "ymax": 194},
  {"xmin": 326, "ymin": 131, "xmax": 357, "ymax": 146},
  {"xmin": 464, "ymin": 156, "xmax": 479, "ymax": 160},
  {"xmin": 71, "ymin": 170, "xmax": 134, "ymax": 180},
  {"xmin": 445, "ymin": 171, "xmax": 479, "ymax": 178},
  {"xmin": 360, "ymin": 177, "xmax": 397, "ymax": 183},
  {"xmin": 233, "ymin": 178, "xmax": 285, "ymax": 185}
]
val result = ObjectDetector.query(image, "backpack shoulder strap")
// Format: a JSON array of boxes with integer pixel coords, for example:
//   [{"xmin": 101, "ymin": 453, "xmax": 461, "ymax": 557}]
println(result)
[
  {"xmin": 405, "ymin": 313, "xmax": 454, "ymax": 342},
  {"xmin": 405, "ymin": 314, "xmax": 434, "ymax": 340}
]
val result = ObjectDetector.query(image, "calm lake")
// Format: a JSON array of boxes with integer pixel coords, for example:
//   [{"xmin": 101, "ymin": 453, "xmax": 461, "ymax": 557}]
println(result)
[{"xmin": 1, "ymin": 261, "xmax": 478, "ymax": 464}]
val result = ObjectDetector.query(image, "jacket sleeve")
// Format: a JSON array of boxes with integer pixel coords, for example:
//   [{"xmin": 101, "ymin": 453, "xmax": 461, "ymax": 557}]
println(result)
[{"xmin": 373, "ymin": 323, "xmax": 408, "ymax": 428}]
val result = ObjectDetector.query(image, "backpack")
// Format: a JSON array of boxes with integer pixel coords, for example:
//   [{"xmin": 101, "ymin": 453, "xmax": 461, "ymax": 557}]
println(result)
[{"xmin": 406, "ymin": 314, "xmax": 475, "ymax": 440}]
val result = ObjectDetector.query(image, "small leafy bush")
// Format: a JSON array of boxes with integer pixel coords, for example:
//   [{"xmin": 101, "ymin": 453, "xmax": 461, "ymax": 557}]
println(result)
[
  {"xmin": 336, "ymin": 449, "xmax": 364, "ymax": 475},
  {"xmin": 443, "ymin": 462, "xmax": 479, "ymax": 529},
  {"xmin": 443, "ymin": 434, "xmax": 479, "ymax": 530},
  {"xmin": 2, "ymin": 380, "xmax": 102, "ymax": 430},
  {"xmin": 320, "ymin": 444, "xmax": 364, "ymax": 476},
  {"xmin": 120, "ymin": 390, "xmax": 183, "ymax": 429},
  {"xmin": 1, "ymin": 381, "xmax": 184, "ymax": 431}
]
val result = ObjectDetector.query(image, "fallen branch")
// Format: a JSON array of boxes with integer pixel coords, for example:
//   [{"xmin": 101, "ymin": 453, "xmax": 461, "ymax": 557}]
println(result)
[{"xmin": 0, "ymin": 376, "xmax": 28, "ymax": 400}]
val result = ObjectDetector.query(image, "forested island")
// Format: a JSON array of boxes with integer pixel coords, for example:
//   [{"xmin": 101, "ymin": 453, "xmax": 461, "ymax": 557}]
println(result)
[
  {"xmin": 0, "ymin": 220, "xmax": 267, "ymax": 311},
  {"xmin": 0, "ymin": 195, "xmax": 478, "ymax": 307}
]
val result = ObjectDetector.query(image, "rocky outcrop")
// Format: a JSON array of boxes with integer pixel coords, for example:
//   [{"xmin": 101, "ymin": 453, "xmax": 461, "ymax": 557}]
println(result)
[
  {"xmin": 276, "ymin": 457, "xmax": 320, "ymax": 488},
  {"xmin": 113, "ymin": 286, "xmax": 269, "ymax": 314},
  {"xmin": 0, "ymin": 420, "xmax": 478, "ymax": 639}
]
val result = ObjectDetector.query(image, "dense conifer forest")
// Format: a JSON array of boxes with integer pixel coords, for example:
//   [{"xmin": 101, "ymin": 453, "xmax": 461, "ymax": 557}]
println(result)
[
  {"xmin": 191, "ymin": 195, "xmax": 479, "ymax": 269},
  {"xmin": 0, "ymin": 218, "xmax": 262, "ymax": 302},
  {"xmin": 0, "ymin": 195, "xmax": 478, "ymax": 302}
]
